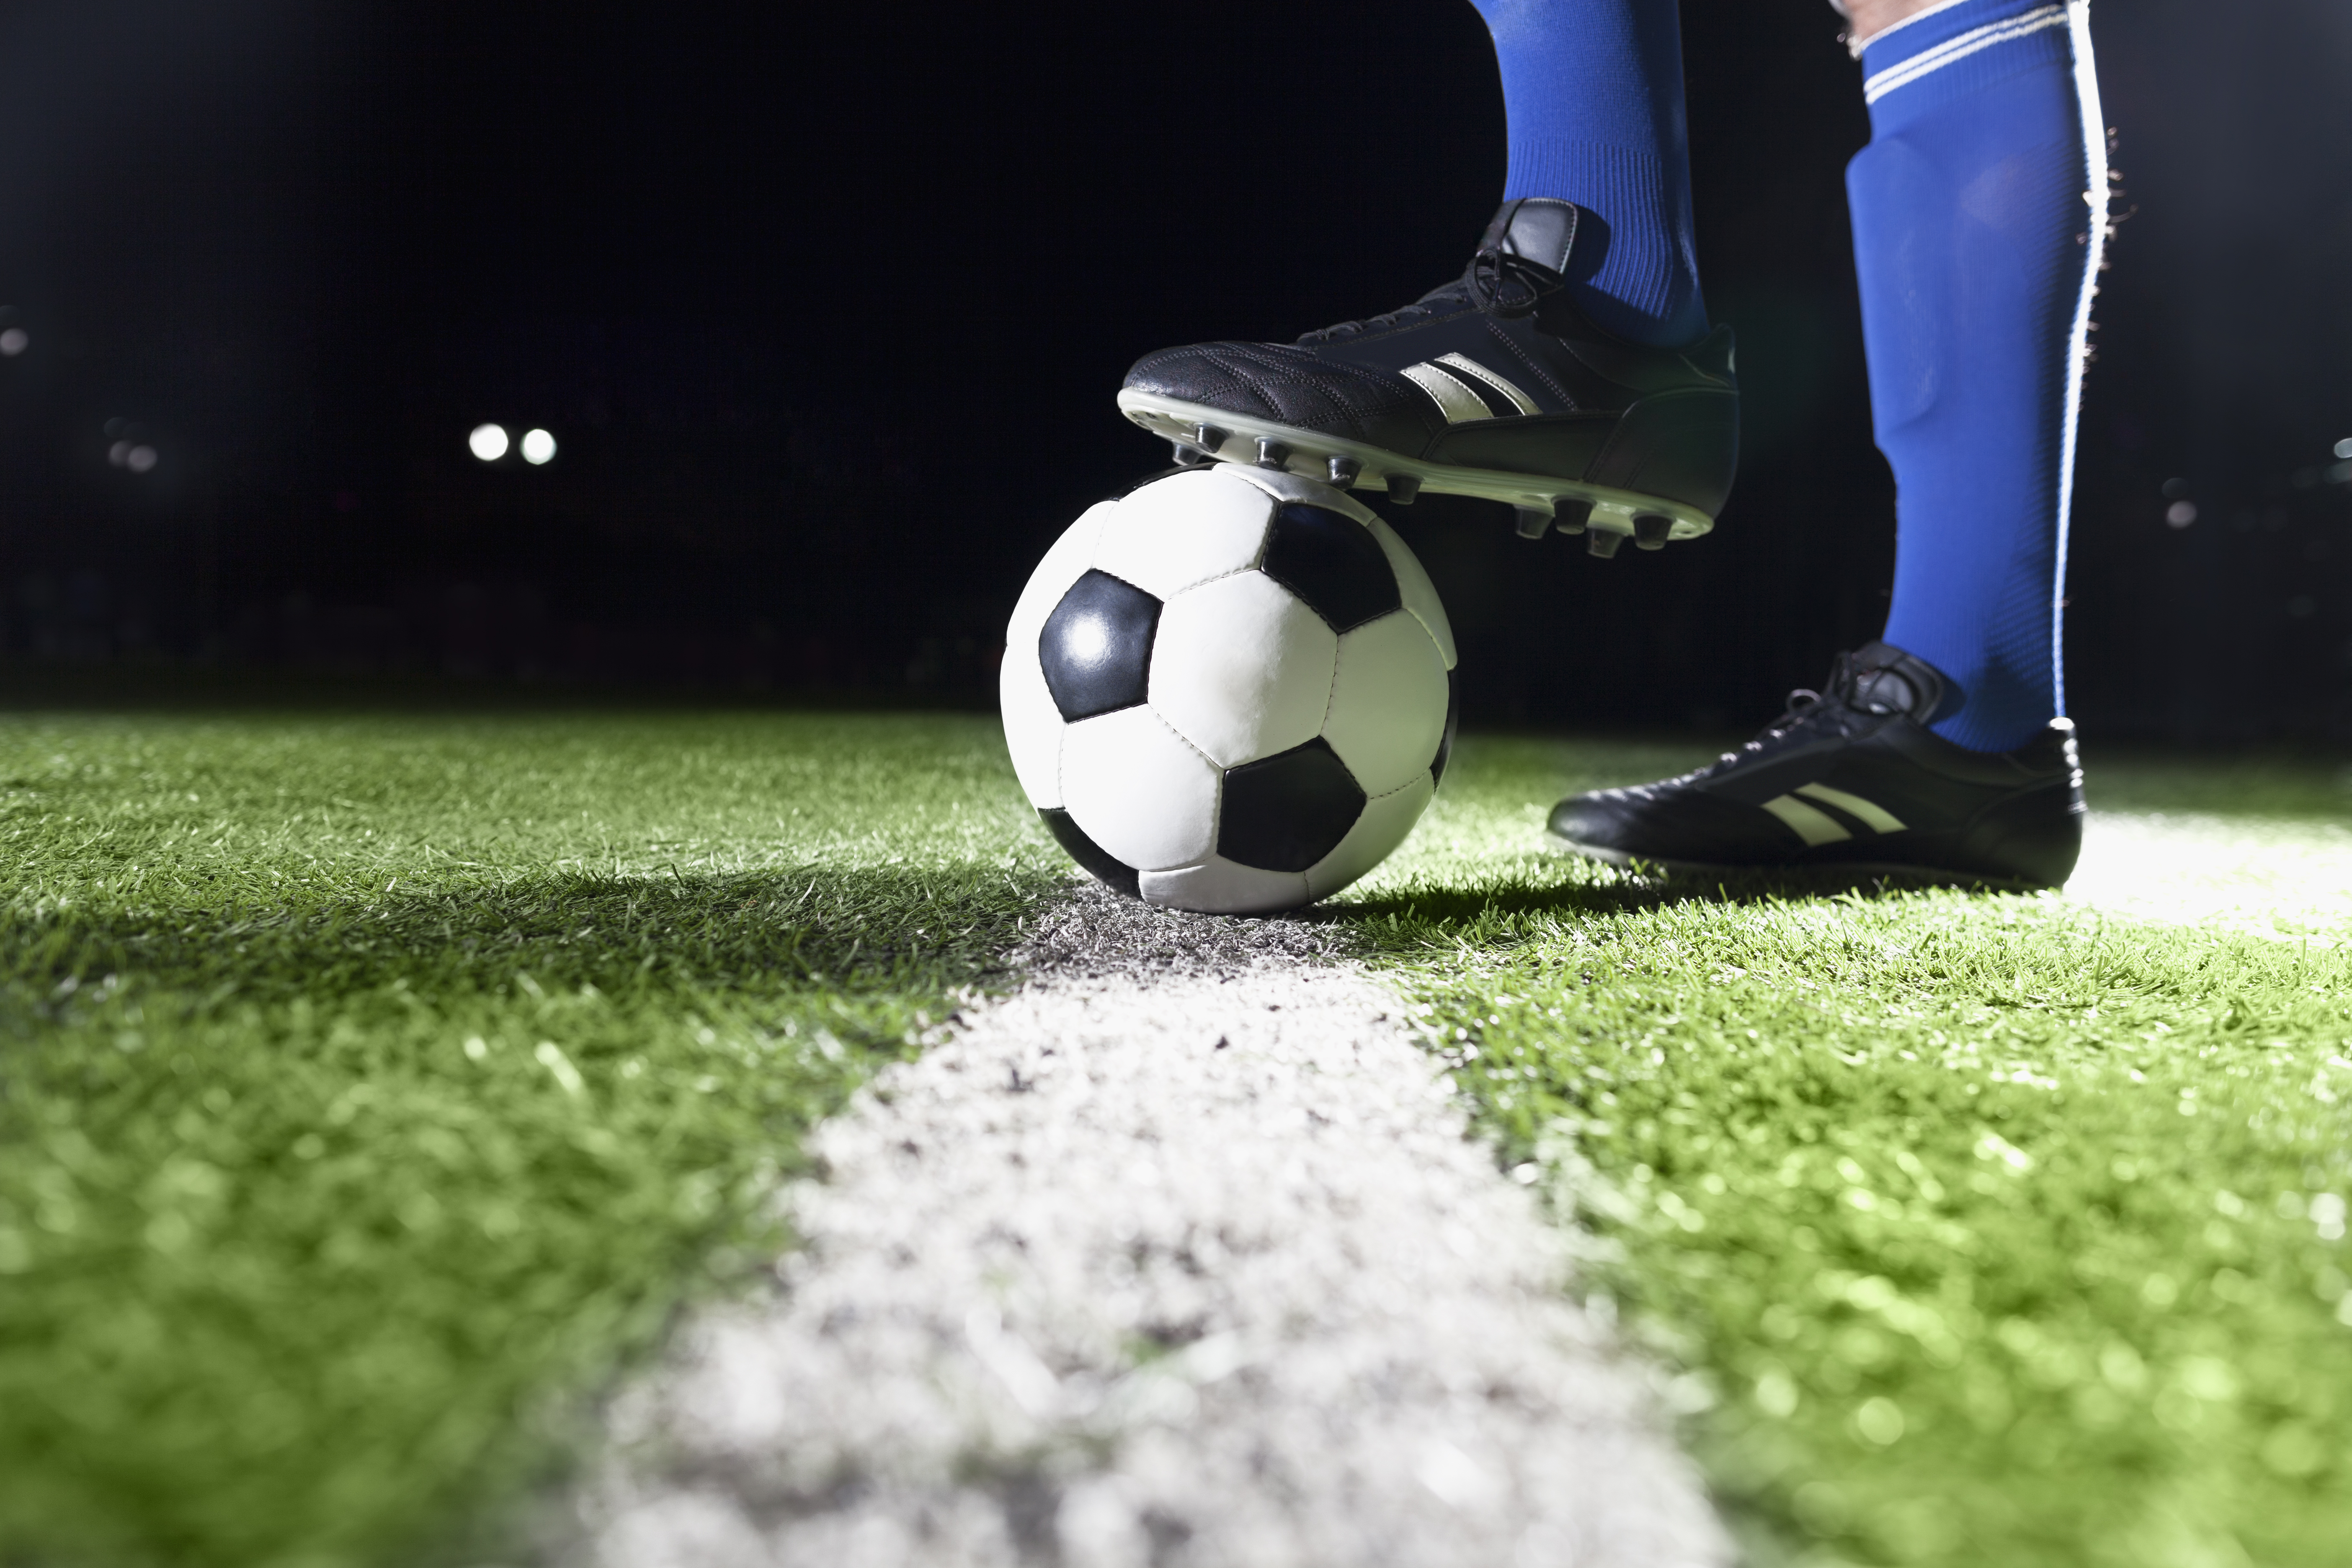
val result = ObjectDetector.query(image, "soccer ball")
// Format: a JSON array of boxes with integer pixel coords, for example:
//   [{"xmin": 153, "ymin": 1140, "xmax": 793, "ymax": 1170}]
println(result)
[{"xmin": 1001, "ymin": 464, "xmax": 1457, "ymax": 914}]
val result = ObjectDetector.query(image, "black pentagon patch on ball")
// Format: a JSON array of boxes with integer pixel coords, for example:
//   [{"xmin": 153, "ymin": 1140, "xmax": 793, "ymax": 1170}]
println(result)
[
  {"xmin": 1039, "ymin": 569, "xmax": 1161, "ymax": 721},
  {"xmin": 1218, "ymin": 737, "xmax": 1367, "ymax": 873},
  {"xmin": 1431, "ymin": 668, "xmax": 1460, "ymax": 787},
  {"xmin": 1259, "ymin": 503, "xmax": 1401, "ymax": 633},
  {"xmin": 1037, "ymin": 807, "xmax": 1140, "ymax": 897}
]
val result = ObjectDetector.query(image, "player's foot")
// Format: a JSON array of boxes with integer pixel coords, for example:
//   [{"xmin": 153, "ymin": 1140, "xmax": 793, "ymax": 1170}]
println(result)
[
  {"xmin": 1547, "ymin": 642, "xmax": 2084, "ymax": 888},
  {"xmin": 1118, "ymin": 197, "xmax": 1738, "ymax": 555}
]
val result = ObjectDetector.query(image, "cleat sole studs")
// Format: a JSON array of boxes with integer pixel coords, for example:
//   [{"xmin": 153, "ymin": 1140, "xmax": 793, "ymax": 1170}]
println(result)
[
  {"xmin": 1195, "ymin": 424, "xmax": 1229, "ymax": 455},
  {"xmin": 1386, "ymin": 473, "xmax": 1421, "ymax": 505},
  {"xmin": 1633, "ymin": 513, "xmax": 1673, "ymax": 550},
  {"xmin": 1327, "ymin": 455, "xmax": 1363, "ymax": 488},
  {"xmin": 1514, "ymin": 505, "xmax": 1552, "ymax": 539},
  {"xmin": 1171, "ymin": 441, "xmax": 1208, "ymax": 467},
  {"xmin": 1256, "ymin": 436, "xmax": 1291, "ymax": 469},
  {"xmin": 1587, "ymin": 529, "xmax": 1624, "ymax": 559},
  {"xmin": 1553, "ymin": 498, "xmax": 1594, "ymax": 535}
]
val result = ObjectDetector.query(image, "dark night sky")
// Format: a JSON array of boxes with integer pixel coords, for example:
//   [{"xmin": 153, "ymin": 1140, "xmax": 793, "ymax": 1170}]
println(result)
[{"xmin": 2, "ymin": 0, "xmax": 2350, "ymax": 740}]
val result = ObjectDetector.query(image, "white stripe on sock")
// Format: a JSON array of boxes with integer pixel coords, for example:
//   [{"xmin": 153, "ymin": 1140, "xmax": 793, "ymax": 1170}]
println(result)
[
  {"xmin": 1862, "ymin": 5, "xmax": 2066, "ymax": 103},
  {"xmin": 2053, "ymin": 0, "xmax": 2106, "ymax": 730},
  {"xmin": 1845, "ymin": 0, "xmax": 1983, "ymax": 60}
]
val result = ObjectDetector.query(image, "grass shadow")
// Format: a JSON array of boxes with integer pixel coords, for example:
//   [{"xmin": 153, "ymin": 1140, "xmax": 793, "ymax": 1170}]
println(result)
[
  {"xmin": 1331, "ymin": 858, "xmax": 2042, "ymax": 931},
  {"xmin": 0, "ymin": 861, "xmax": 1065, "ymax": 1023}
]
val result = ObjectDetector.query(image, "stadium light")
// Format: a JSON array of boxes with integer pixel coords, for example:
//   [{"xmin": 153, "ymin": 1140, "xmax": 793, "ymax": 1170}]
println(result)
[
  {"xmin": 520, "ymin": 428, "xmax": 556, "ymax": 465},
  {"xmin": 468, "ymin": 423, "xmax": 509, "ymax": 461},
  {"xmin": 106, "ymin": 424, "xmax": 159, "ymax": 473}
]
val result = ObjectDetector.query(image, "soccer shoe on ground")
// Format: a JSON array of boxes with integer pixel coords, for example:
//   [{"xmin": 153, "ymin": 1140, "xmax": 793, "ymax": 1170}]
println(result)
[
  {"xmin": 1547, "ymin": 642, "xmax": 2084, "ymax": 888},
  {"xmin": 1117, "ymin": 196, "xmax": 1738, "ymax": 556}
]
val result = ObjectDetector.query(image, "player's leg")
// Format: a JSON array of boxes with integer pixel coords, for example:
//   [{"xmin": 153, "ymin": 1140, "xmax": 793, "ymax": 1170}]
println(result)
[
  {"xmin": 1549, "ymin": 0, "xmax": 2106, "ymax": 888},
  {"xmin": 1116, "ymin": 0, "xmax": 1738, "ymax": 555},
  {"xmin": 1856, "ymin": 0, "xmax": 2104, "ymax": 755},
  {"xmin": 1475, "ymin": 0, "xmax": 1706, "ymax": 347},
  {"xmin": 1833, "ymin": 0, "xmax": 1949, "ymax": 44}
]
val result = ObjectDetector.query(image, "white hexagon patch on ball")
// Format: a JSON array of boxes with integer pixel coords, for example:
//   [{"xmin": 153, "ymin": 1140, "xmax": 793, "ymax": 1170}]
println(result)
[{"xmin": 998, "ymin": 466, "xmax": 1457, "ymax": 915}]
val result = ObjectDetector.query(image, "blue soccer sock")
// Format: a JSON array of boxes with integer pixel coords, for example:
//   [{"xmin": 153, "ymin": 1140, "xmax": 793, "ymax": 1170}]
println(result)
[
  {"xmin": 1853, "ymin": 0, "xmax": 2108, "ymax": 753},
  {"xmin": 1468, "ymin": 0, "xmax": 1707, "ymax": 347}
]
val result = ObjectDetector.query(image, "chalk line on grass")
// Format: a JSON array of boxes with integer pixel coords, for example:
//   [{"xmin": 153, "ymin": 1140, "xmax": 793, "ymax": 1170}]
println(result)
[{"xmin": 573, "ymin": 888, "xmax": 1729, "ymax": 1568}]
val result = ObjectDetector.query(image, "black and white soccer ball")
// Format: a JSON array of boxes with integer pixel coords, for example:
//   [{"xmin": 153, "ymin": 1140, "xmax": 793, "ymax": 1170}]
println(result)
[{"xmin": 1001, "ymin": 464, "xmax": 1458, "ymax": 914}]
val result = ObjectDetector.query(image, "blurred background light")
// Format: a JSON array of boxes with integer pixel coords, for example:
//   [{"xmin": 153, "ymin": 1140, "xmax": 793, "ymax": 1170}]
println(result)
[
  {"xmin": 2335, "ymin": 438, "xmax": 2352, "ymax": 460},
  {"xmin": 468, "ymin": 423, "xmax": 509, "ymax": 461},
  {"xmin": 0, "ymin": 328, "xmax": 24, "ymax": 357},
  {"xmin": 105, "ymin": 426, "xmax": 160, "ymax": 473},
  {"xmin": 2166, "ymin": 500, "xmax": 2198, "ymax": 528},
  {"xmin": 520, "ymin": 428, "xmax": 555, "ymax": 465}
]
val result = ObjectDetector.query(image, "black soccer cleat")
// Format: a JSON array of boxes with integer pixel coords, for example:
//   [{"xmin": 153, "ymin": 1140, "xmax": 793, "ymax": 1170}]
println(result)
[
  {"xmin": 1119, "ymin": 197, "xmax": 1738, "ymax": 551},
  {"xmin": 1547, "ymin": 642, "xmax": 2084, "ymax": 889}
]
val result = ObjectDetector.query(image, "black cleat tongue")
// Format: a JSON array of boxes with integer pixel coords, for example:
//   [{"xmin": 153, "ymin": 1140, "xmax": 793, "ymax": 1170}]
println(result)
[
  {"xmin": 1847, "ymin": 641, "xmax": 1947, "ymax": 722},
  {"xmin": 1479, "ymin": 197, "xmax": 1581, "ymax": 278}
]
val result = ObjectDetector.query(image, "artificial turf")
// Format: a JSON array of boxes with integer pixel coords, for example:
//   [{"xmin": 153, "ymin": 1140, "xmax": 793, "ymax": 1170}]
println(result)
[
  {"xmin": 1351, "ymin": 737, "xmax": 2352, "ymax": 1567},
  {"xmin": 6, "ymin": 709, "xmax": 2349, "ymax": 1568},
  {"xmin": 0, "ymin": 709, "xmax": 1057, "ymax": 1568}
]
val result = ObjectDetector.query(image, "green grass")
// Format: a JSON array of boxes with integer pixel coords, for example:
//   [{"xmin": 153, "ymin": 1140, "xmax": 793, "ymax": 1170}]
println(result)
[
  {"xmin": 1349, "ymin": 737, "xmax": 2352, "ymax": 1568},
  {"xmin": 9, "ymin": 711, "xmax": 2349, "ymax": 1568},
  {"xmin": 0, "ymin": 710, "xmax": 1057, "ymax": 1568}
]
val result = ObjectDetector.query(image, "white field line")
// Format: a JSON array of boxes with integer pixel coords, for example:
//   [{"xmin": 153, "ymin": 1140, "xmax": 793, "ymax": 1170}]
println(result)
[{"xmin": 573, "ymin": 890, "xmax": 1729, "ymax": 1568}]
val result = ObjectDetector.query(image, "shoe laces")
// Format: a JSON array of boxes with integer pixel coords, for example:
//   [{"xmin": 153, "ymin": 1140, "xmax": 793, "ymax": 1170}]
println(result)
[
  {"xmin": 1296, "ymin": 247, "xmax": 1554, "ymax": 345},
  {"xmin": 1707, "ymin": 653, "xmax": 1863, "ymax": 770}
]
